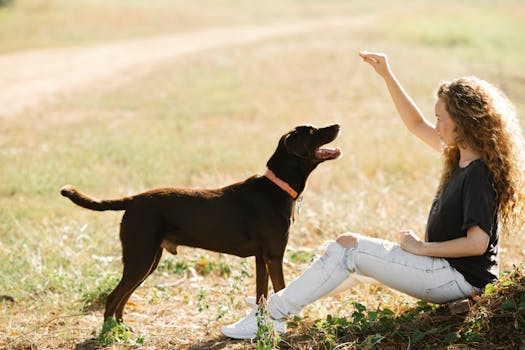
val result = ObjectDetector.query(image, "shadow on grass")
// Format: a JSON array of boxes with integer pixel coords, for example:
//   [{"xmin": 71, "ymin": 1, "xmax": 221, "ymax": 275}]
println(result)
[
  {"xmin": 183, "ymin": 336, "xmax": 250, "ymax": 350},
  {"xmin": 73, "ymin": 336, "xmax": 247, "ymax": 349},
  {"xmin": 74, "ymin": 338, "xmax": 102, "ymax": 350}
]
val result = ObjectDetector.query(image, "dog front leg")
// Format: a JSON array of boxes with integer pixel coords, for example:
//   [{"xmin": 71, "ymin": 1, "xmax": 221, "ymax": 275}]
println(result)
[
  {"xmin": 267, "ymin": 257, "xmax": 285, "ymax": 293},
  {"xmin": 255, "ymin": 254, "xmax": 269, "ymax": 304}
]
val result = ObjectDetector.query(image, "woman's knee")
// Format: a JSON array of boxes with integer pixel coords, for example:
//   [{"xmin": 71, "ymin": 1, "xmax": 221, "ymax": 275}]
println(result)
[{"xmin": 336, "ymin": 233, "xmax": 357, "ymax": 248}]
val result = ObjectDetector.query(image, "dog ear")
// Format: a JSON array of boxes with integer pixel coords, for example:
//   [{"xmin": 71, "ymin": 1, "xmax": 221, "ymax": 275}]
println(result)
[
  {"xmin": 283, "ymin": 130, "xmax": 299, "ymax": 153},
  {"xmin": 282, "ymin": 131, "xmax": 294, "ymax": 150},
  {"xmin": 284, "ymin": 130, "xmax": 310, "ymax": 158}
]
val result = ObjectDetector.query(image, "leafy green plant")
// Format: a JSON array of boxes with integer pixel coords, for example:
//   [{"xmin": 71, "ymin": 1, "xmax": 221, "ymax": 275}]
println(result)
[
  {"xmin": 256, "ymin": 307, "xmax": 281, "ymax": 350},
  {"xmin": 309, "ymin": 302, "xmax": 399, "ymax": 348},
  {"xmin": 98, "ymin": 317, "xmax": 145, "ymax": 345},
  {"xmin": 98, "ymin": 317, "xmax": 132, "ymax": 345}
]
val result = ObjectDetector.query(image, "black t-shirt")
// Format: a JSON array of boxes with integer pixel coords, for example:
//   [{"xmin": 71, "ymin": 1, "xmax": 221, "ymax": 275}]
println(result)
[{"xmin": 426, "ymin": 159, "xmax": 498, "ymax": 288}]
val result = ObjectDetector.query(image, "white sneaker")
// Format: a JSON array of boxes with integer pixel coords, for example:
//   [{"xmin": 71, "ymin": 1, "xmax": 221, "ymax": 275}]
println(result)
[
  {"xmin": 245, "ymin": 296, "xmax": 257, "ymax": 307},
  {"xmin": 221, "ymin": 307, "xmax": 286, "ymax": 340},
  {"xmin": 244, "ymin": 295, "xmax": 302, "ymax": 317}
]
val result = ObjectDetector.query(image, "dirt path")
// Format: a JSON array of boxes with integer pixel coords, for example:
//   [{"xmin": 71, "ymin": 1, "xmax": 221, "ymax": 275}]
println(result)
[{"xmin": 0, "ymin": 16, "xmax": 372, "ymax": 118}]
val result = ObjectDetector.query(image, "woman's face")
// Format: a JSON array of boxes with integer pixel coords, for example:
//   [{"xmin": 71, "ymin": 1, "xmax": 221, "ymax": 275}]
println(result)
[{"xmin": 435, "ymin": 99, "xmax": 457, "ymax": 146}]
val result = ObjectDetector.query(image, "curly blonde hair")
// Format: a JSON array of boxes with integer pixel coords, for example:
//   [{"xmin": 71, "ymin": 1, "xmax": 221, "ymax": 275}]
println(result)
[{"xmin": 437, "ymin": 77, "xmax": 525, "ymax": 235}]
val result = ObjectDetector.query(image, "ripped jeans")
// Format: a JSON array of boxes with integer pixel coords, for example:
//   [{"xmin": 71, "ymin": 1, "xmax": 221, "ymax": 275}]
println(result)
[{"xmin": 268, "ymin": 234, "xmax": 481, "ymax": 319}]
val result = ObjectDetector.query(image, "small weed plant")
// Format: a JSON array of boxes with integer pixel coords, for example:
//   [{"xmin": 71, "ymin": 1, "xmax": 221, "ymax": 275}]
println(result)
[
  {"xmin": 197, "ymin": 288, "xmax": 209, "ymax": 312},
  {"xmin": 98, "ymin": 317, "xmax": 144, "ymax": 345},
  {"xmin": 256, "ymin": 303, "xmax": 281, "ymax": 350}
]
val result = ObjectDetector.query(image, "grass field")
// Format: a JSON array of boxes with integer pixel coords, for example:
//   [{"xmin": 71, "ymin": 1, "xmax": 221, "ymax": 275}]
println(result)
[{"xmin": 1, "ymin": 1, "xmax": 525, "ymax": 349}]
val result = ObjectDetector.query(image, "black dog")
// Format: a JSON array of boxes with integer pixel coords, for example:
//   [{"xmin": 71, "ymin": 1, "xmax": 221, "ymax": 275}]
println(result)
[{"xmin": 61, "ymin": 124, "xmax": 341, "ymax": 322}]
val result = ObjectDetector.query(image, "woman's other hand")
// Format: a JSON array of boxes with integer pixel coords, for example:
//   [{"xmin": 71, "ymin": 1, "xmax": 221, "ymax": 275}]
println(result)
[{"xmin": 359, "ymin": 51, "xmax": 392, "ymax": 79}]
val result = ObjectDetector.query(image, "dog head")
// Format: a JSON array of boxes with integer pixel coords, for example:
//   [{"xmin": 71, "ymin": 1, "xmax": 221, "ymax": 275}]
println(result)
[
  {"xmin": 266, "ymin": 124, "xmax": 342, "ymax": 195},
  {"xmin": 282, "ymin": 124, "xmax": 342, "ymax": 163}
]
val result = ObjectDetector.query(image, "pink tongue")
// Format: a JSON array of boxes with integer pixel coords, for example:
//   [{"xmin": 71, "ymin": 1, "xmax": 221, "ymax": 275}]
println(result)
[{"xmin": 315, "ymin": 147, "xmax": 341, "ymax": 159}]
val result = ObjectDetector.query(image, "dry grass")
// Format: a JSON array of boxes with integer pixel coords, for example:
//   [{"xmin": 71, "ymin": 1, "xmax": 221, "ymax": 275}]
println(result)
[{"xmin": 1, "ymin": 1, "xmax": 525, "ymax": 349}]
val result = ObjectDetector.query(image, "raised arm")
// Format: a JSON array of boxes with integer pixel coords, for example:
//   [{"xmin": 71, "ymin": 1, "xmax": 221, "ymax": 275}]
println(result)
[{"xmin": 359, "ymin": 51, "xmax": 441, "ymax": 152}]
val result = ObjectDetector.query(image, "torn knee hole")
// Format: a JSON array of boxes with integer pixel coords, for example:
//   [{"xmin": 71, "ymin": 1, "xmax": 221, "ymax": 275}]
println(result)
[{"xmin": 336, "ymin": 234, "xmax": 357, "ymax": 248}]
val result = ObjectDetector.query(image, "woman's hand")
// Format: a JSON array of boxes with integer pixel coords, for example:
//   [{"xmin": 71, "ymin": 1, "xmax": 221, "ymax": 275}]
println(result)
[
  {"xmin": 398, "ymin": 229, "xmax": 424, "ymax": 255},
  {"xmin": 359, "ymin": 51, "xmax": 392, "ymax": 78}
]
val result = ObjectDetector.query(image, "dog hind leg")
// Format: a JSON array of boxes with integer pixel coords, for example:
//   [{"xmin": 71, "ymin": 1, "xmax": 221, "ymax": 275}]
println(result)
[
  {"xmin": 113, "ymin": 248, "xmax": 163, "ymax": 321},
  {"xmin": 104, "ymin": 247, "xmax": 162, "ymax": 322}
]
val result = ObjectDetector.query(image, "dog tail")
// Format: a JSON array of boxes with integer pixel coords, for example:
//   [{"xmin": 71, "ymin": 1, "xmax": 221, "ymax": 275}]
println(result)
[{"xmin": 60, "ymin": 185, "xmax": 131, "ymax": 211}]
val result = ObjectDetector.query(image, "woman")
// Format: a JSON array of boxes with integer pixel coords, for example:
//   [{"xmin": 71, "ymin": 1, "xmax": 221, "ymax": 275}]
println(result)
[{"xmin": 221, "ymin": 51, "xmax": 525, "ymax": 339}]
